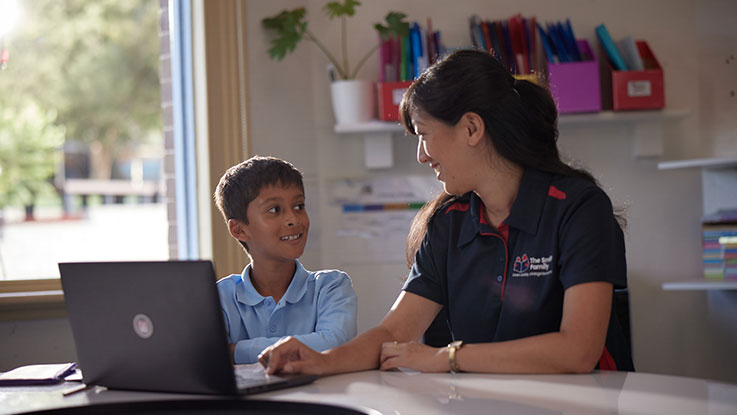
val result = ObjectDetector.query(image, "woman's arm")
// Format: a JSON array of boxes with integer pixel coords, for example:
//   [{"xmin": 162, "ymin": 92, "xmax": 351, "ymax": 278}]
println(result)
[
  {"xmin": 260, "ymin": 291, "xmax": 442, "ymax": 375},
  {"xmin": 381, "ymin": 281, "xmax": 613, "ymax": 374}
]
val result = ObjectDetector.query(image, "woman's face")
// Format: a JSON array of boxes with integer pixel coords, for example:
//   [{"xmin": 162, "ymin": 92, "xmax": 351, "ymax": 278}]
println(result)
[{"xmin": 411, "ymin": 109, "xmax": 472, "ymax": 195}]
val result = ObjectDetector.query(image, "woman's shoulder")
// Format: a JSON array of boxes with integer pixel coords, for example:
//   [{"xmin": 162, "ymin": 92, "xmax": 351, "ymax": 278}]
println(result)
[
  {"xmin": 549, "ymin": 173, "xmax": 612, "ymax": 205},
  {"xmin": 430, "ymin": 193, "xmax": 472, "ymax": 218}
]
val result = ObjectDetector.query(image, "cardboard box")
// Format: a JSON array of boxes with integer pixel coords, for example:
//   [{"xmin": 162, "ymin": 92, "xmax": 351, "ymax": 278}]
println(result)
[
  {"xmin": 547, "ymin": 39, "xmax": 602, "ymax": 114},
  {"xmin": 377, "ymin": 81, "xmax": 413, "ymax": 121},
  {"xmin": 611, "ymin": 41, "xmax": 664, "ymax": 110}
]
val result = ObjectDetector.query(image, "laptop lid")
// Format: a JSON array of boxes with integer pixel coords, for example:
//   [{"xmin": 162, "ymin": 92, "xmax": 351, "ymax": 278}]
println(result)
[{"xmin": 59, "ymin": 260, "xmax": 315, "ymax": 395}]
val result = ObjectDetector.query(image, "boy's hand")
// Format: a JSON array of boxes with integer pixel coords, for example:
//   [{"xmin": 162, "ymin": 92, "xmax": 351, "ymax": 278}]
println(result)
[{"xmin": 258, "ymin": 336, "xmax": 329, "ymax": 375}]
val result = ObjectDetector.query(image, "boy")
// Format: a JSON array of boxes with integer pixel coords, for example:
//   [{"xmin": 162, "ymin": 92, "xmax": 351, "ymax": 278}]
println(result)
[{"xmin": 213, "ymin": 156, "xmax": 358, "ymax": 364}]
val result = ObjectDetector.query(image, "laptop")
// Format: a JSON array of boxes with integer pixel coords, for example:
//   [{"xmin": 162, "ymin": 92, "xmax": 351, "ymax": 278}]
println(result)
[{"xmin": 59, "ymin": 260, "xmax": 317, "ymax": 395}]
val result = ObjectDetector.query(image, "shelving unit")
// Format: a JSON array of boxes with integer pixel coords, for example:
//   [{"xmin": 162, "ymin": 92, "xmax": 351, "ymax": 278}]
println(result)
[
  {"xmin": 336, "ymin": 109, "xmax": 690, "ymax": 168},
  {"xmin": 662, "ymin": 280, "xmax": 737, "ymax": 291},
  {"xmin": 658, "ymin": 156, "xmax": 737, "ymax": 291}
]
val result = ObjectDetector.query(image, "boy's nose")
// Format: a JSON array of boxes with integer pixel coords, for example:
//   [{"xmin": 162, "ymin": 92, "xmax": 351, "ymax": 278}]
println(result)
[{"xmin": 285, "ymin": 212, "xmax": 297, "ymax": 227}]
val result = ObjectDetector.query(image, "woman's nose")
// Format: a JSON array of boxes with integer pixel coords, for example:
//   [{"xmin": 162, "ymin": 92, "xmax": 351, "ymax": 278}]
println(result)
[{"xmin": 417, "ymin": 139, "xmax": 429, "ymax": 165}]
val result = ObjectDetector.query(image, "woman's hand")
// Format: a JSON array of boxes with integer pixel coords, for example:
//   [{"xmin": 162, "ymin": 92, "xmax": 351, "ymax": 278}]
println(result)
[
  {"xmin": 258, "ymin": 336, "xmax": 329, "ymax": 375},
  {"xmin": 379, "ymin": 341, "xmax": 449, "ymax": 372}
]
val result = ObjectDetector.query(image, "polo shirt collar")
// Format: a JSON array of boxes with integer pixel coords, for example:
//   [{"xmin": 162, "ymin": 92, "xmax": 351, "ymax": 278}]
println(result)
[
  {"xmin": 456, "ymin": 167, "xmax": 550, "ymax": 247},
  {"xmin": 236, "ymin": 259, "xmax": 309, "ymax": 306},
  {"xmin": 506, "ymin": 167, "xmax": 550, "ymax": 235}
]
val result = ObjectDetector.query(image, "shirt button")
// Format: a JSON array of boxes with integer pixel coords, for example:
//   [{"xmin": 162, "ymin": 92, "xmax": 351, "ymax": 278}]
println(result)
[
  {"xmin": 270, "ymin": 326, "xmax": 276, "ymax": 333},
  {"xmin": 497, "ymin": 275, "xmax": 503, "ymax": 282}
]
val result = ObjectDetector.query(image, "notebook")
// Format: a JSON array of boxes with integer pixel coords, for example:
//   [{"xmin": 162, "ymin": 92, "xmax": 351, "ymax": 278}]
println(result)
[{"xmin": 59, "ymin": 260, "xmax": 317, "ymax": 395}]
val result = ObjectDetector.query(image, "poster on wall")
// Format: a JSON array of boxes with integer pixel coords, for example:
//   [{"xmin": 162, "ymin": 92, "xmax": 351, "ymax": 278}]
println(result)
[{"xmin": 330, "ymin": 175, "xmax": 442, "ymax": 265}]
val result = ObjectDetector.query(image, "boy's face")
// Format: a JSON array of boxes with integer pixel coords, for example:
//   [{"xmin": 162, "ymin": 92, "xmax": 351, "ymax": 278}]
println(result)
[{"xmin": 229, "ymin": 183, "xmax": 309, "ymax": 264}]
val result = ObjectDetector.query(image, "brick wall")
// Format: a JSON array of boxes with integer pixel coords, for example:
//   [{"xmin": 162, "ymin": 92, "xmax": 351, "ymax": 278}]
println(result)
[{"xmin": 158, "ymin": 0, "xmax": 177, "ymax": 259}]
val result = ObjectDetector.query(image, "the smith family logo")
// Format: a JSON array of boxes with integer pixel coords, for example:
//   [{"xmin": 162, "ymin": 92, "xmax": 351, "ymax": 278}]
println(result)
[{"xmin": 512, "ymin": 254, "xmax": 553, "ymax": 277}]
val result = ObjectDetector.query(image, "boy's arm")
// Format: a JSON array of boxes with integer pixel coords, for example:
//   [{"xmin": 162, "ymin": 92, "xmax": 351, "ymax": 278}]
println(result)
[{"xmin": 290, "ymin": 271, "xmax": 358, "ymax": 352}]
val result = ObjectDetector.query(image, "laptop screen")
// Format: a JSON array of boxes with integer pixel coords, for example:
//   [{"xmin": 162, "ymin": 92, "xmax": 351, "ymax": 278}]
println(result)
[{"xmin": 60, "ymin": 261, "xmax": 238, "ymax": 394}]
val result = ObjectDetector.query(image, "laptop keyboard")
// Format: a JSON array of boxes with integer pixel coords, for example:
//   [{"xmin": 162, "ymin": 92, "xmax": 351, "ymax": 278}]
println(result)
[{"xmin": 234, "ymin": 364, "xmax": 276, "ymax": 387}]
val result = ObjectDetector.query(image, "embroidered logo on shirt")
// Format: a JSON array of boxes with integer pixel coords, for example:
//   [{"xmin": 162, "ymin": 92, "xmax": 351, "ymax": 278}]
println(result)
[
  {"xmin": 513, "ymin": 254, "xmax": 530, "ymax": 273},
  {"xmin": 512, "ymin": 254, "xmax": 554, "ymax": 278}
]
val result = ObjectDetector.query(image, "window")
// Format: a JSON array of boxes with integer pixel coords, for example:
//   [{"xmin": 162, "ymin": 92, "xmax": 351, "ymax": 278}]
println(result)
[{"xmin": 0, "ymin": 1, "xmax": 167, "ymax": 289}]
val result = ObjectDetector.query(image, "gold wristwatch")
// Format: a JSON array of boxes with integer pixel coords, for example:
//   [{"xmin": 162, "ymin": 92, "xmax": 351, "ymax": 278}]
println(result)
[{"xmin": 447, "ymin": 340, "xmax": 464, "ymax": 373}]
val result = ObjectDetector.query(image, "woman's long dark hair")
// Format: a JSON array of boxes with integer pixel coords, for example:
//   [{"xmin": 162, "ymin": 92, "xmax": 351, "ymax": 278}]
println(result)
[{"xmin": 401, "ymin": 49, "xmax": 622, "ymax": 266}]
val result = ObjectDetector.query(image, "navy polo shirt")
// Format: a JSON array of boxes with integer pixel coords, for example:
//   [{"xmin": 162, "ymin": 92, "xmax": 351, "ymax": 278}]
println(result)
[{"xmin": 404, "ymin": 167, "xmax": 634, "ymax": 371}]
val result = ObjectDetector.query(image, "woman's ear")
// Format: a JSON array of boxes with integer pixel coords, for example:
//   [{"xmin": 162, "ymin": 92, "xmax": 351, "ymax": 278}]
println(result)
[
  {"xmin": 228, "ymin": 219, "xmax": 250, "ymax": 243},
  {"xmin": 461, "ymin": 112, "xmax": 486, "ymax": 147}
]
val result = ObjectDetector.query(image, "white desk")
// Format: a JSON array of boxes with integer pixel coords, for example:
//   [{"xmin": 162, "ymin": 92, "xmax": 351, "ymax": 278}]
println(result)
[{"xmin": 2, "ymin": 370, "xmax": 737, "ymax": 414}]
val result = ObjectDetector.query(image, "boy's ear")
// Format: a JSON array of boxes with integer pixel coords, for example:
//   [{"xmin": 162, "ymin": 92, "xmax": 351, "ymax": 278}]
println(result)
[
  {"xmin": 461, "ymin": 112, "xmax": 485, "ymax": 147},
  {"xmin": 228, "ymin": 219, "xmax": 250, "ymax": 243}
]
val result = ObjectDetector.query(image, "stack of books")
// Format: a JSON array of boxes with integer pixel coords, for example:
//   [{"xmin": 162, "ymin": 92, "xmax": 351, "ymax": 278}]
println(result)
[
  {"xmin": 468, "ymin": 13, "xmax": 538, "ymax": 75},
  {"xmin": 537, "ymin": 19, "xmax": 588, "ymax": 64},
  {"xmin": 701, "ymin": 209, "xmax": 737, "ymax": 279},
  {"xmin": 595, "ymin": 24, "xmax": 647, "ymax": 71},
  {"xmin": 378, "ymin": 19, "xmax": 444, "ymax": 83}
]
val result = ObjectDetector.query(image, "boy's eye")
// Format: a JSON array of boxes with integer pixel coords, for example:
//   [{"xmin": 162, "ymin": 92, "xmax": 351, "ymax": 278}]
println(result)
[
  {"xmin": 295, "ymin": 203, "xmax": 305, "ymax": 211},
  {"xmin": 267, "ymin": 206, "xmax": 280, "ymax": 214}
]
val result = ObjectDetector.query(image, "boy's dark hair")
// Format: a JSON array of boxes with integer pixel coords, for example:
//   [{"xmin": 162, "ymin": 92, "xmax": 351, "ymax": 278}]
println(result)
[{"xmin": 214, "ymin": 155, "xmax": 304, "ymax": 251}]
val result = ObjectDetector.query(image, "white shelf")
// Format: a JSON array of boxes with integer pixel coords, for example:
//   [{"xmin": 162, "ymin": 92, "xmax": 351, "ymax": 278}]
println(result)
[
  {"xmin": 662, "ymin": 280, "xmax": 737, "ymax": 291},
  {"xmin": 657, "ymin": 156, "xmax": 737, "ymax": 170},
  {"xmin": 334, "ymin": 109, "xmax": 691, "ymax": 134},
  {"xmin": 658, "ymin": 156, "xmax": 737, "ymax": 215},
  {"xmin": 335, "ymin": 109, "xmax": 690, "ymax": 167},
  {"xmin": 334, "ymin": 120, "xmax": 404, "ymax": 134},
  {"xmin": 558, "ymin": 108, "xmax": 689, "ymax": 125}
]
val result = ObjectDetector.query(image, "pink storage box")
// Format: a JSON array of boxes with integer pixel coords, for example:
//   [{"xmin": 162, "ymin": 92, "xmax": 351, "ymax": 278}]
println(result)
[{"xmin": 547, "ymin": 40, "xmax": 601, "ymax": 114}]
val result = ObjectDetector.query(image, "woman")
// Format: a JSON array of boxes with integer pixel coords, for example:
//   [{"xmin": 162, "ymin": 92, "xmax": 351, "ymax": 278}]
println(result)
[{"xmin": 259, "ymin": 49, "xmax": 634, "ymax": 375}]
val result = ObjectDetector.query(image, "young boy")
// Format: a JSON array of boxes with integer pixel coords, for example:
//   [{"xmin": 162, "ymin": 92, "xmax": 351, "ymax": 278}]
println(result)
[{"xmin": 213, "ymin": 155, "xmax": 358, "ymax": 364}]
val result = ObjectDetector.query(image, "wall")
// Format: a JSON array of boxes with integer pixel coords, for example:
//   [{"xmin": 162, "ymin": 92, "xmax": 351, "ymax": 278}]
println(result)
[{"xmin": 246, "ymin": 0, "xmax": 737, "ymax": 383}]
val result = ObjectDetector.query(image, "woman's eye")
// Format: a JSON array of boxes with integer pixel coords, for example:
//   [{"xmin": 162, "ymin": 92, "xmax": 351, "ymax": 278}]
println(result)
[{"xmin": 267, "ymin": 206, "xmax": 280, "ymax": 214}]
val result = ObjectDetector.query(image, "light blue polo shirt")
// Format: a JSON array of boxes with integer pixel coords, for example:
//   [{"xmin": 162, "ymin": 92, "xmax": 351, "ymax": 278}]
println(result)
[{"xmin": 216, "ymin": 260, "xmax": 358, "ymax": 364}]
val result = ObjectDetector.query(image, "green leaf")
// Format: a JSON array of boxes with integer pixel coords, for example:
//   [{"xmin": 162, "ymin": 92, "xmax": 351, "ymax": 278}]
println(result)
[
  {"xmin": 323, "ymin": 0, "xmax": 361, "ymax": 19},
  {"xmin": 375, "ymin": 11, "xmax": 409, "ymax": 40},
  {"xmin": 261, "ymin": 8, "xmax": 308, "ymax": 61}
]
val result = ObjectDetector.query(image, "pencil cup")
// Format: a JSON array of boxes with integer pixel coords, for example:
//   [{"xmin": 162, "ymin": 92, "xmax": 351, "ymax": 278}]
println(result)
[{"xmin": 331, "ymin": 80, "xmax": 376, "ymax": 125}]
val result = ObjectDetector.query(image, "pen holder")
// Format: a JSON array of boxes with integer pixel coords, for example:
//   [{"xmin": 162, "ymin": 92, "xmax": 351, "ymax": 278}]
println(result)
[
  {"xmin": 377, "ymin": 81, "xmax": 413, "ymax": 121},
  {"xmin": 609, "ymin": 41, "xmax": 665, "ymax": 110},
  {"xmin": 331, "ymin": 80, "xmax": 376, "ymax": 125},
  {"xmin": 546, "ymin": 39, "xmax": 602, "ymax": 114}
]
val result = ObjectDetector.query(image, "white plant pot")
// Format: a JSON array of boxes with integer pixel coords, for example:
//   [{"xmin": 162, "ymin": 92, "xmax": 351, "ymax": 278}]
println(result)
[{"xmin": 330, "ymin": 79, "xmax": 376, "ymax": 125}]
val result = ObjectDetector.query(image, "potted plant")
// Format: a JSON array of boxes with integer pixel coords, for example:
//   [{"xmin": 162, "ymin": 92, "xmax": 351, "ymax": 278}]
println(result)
[{"xmin": 262, "ymin": 0, "xmax": 409, "ymax": 124}]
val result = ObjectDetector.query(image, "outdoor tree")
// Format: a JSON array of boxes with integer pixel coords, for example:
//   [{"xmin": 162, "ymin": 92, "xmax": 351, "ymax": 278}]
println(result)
[
  {"xmin": 0, "ymin": 0, "xmax": 161, "ymax": 182},
  {"xmin": 0, "ymin": 103, "xmax": 65, "ymax": 219}
]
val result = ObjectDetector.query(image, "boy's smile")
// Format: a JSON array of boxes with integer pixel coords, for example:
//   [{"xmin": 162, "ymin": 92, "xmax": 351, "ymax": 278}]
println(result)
[{"xmin": 234, "ymin": 183, "xmax": 309, "ymax": 264}]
